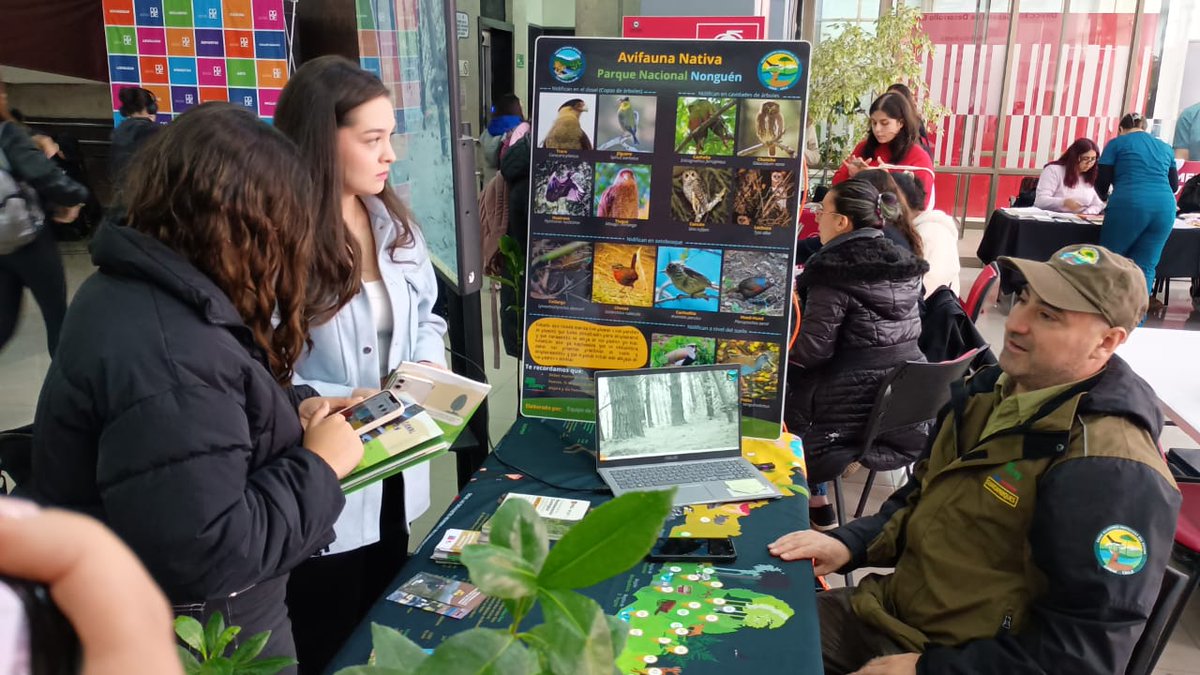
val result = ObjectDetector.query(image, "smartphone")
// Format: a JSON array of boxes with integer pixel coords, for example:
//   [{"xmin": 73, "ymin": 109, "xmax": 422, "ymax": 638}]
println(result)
[
  {"xmin": 0, "ymin": 577, "xmax": 80, "ymax": 675},
  {"xmin": 391, "ymin": 374, "xmax": 435, "ymax": 403},
  {"xmin": 646, "ymin": 537, "xmax": 737, "ymax": 563},
  {"xmin": 337, "ymin": 390, "xmax": 407, "ymax": 434}
]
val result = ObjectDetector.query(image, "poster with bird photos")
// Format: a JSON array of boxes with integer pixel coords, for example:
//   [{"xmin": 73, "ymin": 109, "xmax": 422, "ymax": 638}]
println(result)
[{"xmin": 522, "ymin": 36, "xmax": 810, "ymax": 440}]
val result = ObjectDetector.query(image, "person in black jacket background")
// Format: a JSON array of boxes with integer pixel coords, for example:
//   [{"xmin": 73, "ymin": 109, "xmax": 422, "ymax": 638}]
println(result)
[
  {"xmin": 31, "ymin": 104, "xmax": 365, "ymax": 670},
  {"xmin": 108, "ymin": 86, "xmax": 160, "ymax": 189},
  {"xmin": 786, "ymin": 178, "xmax": 929, "ymax": 530},
  {"xmin": 0, "ymin": 76, "xmax": 88, "ymax": 356}
]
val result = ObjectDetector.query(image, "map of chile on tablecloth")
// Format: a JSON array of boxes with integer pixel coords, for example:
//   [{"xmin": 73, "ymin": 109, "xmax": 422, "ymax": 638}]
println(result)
[
  {"xmin": 102, "ymin": 0, "xmax": 290, "ymax": 125},
  {"xmin": 519, "ymin": 37, "xmax": 811, "ymax": 439}
]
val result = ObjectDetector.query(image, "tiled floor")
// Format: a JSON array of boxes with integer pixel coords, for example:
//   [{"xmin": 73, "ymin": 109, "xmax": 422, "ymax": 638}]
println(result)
[{"xmin": 2, "ymin": 240, "xmax": 1198, "ymax": 672}]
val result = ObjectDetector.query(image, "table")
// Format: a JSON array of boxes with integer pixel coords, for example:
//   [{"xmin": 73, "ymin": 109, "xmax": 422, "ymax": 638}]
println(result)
[
  {"xmin": 977, "ymin": 209, "xmax": 1200, "ymax": 282},
  {"xmin": 1119, "ymin": 327, "xmax": 1200, "ymax": 444},
  {"xmin": 327, "ymin": 417, "xmax": 823, "ymax": 674}
]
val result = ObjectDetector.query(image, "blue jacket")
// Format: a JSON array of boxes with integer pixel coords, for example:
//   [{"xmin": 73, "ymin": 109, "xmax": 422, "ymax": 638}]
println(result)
[{"xmin": 292, "ymin": 194, "xmax": 447, "ymax": 553}]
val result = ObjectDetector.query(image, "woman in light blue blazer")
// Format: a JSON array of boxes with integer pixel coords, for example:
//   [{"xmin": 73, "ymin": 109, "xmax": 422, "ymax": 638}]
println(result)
[{"xmin": 274, "ymin": 56, "xmax": 448, "ymax": 674}]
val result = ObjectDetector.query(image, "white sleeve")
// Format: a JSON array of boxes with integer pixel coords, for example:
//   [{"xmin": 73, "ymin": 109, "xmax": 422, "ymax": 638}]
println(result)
[{"xmin": 1034, "ymin": 164, "xmax": 1067, "ymax": 211}]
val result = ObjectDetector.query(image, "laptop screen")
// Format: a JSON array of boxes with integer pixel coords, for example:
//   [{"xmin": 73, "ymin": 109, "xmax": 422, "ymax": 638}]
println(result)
[{"xmin": 595, "ymin": 365, "xmax": 742, "ymax": 463}]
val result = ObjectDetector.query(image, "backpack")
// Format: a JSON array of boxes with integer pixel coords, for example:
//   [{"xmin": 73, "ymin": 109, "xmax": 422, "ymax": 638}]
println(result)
[
  {"xmin": 0, "ymin": 123, "xmax": 46, "ymax": 255},
  {"xmin": 1178, "ymin": 173, "xmax": 1200, "ymax": 215}
]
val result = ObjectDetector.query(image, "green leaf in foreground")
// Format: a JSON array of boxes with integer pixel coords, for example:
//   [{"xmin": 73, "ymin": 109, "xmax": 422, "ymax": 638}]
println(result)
[
  {"xmin": 370, "ymin": 623, "xmax": 427, "ymax": 673},
  {"xmin": 486, "ymin": 498, "xmax": 549, "ymax": 572},
  {"xmin": 530, "ymin": 590, "xmax": 615, "ymax": 675},
  {"xmin": 414, "ymin": 628, "xmax": 537, "ymax": 674},
  {"xmin": 174, "ymin": 616, "xmax": 206, "ymax": 659},
  {"xmin": 538, "ymin": 489, "xmax": 675, "ymax": 590},
  {"xmin": 461, "ymin": 544, "xmax": 539, "ymax": 599}
]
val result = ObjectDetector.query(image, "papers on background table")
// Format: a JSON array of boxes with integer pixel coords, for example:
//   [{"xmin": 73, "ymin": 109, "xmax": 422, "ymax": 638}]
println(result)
[
  {"xmin": 387, "ymin": 572, "xmax": 485, "ymax": 619},
  {"xmin": 1176, "ymin": 214, "xmax": 1200, "ymax": 229},
  {"xmin": 999, "ymin": 207, "xmax": 1090, "ymax": 224}
]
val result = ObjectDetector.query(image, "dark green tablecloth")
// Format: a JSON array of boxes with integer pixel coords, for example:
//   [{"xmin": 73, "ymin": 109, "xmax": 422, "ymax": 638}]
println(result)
[{"xmin": 327, "ymin": 417, "xmax": 822, "ymax": 674}]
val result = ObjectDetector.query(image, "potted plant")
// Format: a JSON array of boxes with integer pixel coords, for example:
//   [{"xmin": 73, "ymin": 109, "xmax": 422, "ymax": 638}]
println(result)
[
  {"xmin": 807, "ymin": 5, "xmax": 949, "ymax": 183},
  {"xmin": 335, "ymin": 488, "xmax": 676, "ymax": 674},
  {"xmin": 175, "ymin": 612, "xmax": 296, "ymax": 674}
]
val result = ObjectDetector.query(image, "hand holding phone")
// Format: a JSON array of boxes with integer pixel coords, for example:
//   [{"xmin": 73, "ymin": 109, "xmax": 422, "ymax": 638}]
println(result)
[
  {"xmin": 303, "ymin": 403, "xmax": 365, "ymax": 478},
  {"xmin": 0, "ymin": 498, "xmax": 181, "ymax": 675}
]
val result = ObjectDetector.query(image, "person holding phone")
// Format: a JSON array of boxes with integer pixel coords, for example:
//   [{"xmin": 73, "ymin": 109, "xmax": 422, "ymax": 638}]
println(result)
[
  {"xmin": 0, "ymin": 497, "xmax": 181, "ymax": 675},
  {"xmin": 832, "ymin": 92, "xmax": 935, "ymax": 198},
  {"xmin": 30, "ymin": 103, "xmax": 364, "ymax": 670},
  {"xmin": 274, "ymin": 55, "xmax": 448, "ymax": 674}
]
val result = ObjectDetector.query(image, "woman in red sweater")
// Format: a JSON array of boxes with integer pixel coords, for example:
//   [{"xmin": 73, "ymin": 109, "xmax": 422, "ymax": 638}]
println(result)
[{"xmin": 832, "ymin": 91, "xmax": 935, "ymax": 197}]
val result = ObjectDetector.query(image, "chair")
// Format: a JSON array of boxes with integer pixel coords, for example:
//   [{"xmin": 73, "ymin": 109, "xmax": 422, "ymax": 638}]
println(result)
[
  {"xmin": 1125, "ymin": 565, "xmax": 1190, "ymax": 675},
  {"xmin": 831, "ymin": 347, "xmax": 984, "ymax": 585},
  {"xmin": 960, "ymin": 261, "xmax": 999, "ymax": 322}
]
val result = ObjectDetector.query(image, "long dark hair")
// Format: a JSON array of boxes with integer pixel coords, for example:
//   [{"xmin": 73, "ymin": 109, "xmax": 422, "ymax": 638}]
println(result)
[
  {"xmin": 1048, "ymin": 137, "xmax": 1100, "ymax": 188},
  {"xmin": 862, "ymin": 92, "xmax": 921, "ymax": 164},
  {"xmin": 118, "ymin": 86, "xmax": 155, "ymax": 117},
  {"xmin": 0, "ymin": 76, "xmax": 12, "ymax": 122},
  {"xmin": 120, "ymin": 103, "xmax": 315, "ymax": 383},
  {"xmin": 828, "ymin": 178, "xmax": 906, "ymax": 235},
  {"xmin": 855, "ymin": 169, "xmax": 924, "ymax": 257},
  {"xmin": 274, "ymin": 55, "xmax": 418, "ymax": 324}
]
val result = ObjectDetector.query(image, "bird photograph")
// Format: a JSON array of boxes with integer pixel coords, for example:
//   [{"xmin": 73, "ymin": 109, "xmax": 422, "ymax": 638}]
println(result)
[
  {"xmin": 591, "ymin": 242, "xmax": 656, "ymax": 307},
  {"xmin": 527, "ymin": 238, "xmax": 594, "ymax": 305},
  {"xmin": 537, "ymin": 93, "xmax": 596, "ymax": 150},
  {"xmin": 732, "ymin": 168, "xmax": 797, "ymax": 230},
  {"xmin": 718, "ymin": 249, "xmax": 789, "ymax": 316},
  {"xmin": 532, "ymin": 160, "xmax": 593, "ymax": 217},
  {"xmin": 716, "ymin": 340, "xmax": 781, "ymax": 399},
  {"xmin": 594, "ymin": 163, "xmax": 651, "ymax": 220},
  {"xmin": 654, "ymin": 247, "xmax": 723, "ymax": 312},
  {"xmin": 650, "ymin": 334, "xmax": 716, "ymax": 368},
  {"xmin": 671, "ymin": 166, "xmax": 733, "ymax": 225},
  {"xmin": 596, "ymin": 95, "xmax": 656, "ymax": 152},
  {"xmin": 675, "ymin": 97, "xmax": 737, "ymax": 155},
  {"xmin": 735, "ymin": 98, "xmax": 803, "ymax": 158}
]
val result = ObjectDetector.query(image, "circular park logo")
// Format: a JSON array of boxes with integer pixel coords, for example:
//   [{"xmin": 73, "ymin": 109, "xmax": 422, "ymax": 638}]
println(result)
[
  {"xmin": 758, "ymin": 50, "xmax": 802, "ymax": 91},
  {"xmin": 1094, "ymin": 525, "xmax": 1147, "ymax": 576},
  {"xmin": 551, "ymin": 46, "xmax": 585, "ymax": 84}
]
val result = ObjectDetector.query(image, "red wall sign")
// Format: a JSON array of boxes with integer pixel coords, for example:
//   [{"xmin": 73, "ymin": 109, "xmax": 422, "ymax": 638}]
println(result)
[{"xmin": 621, "ymin": 16, "xmax": 766, "ymax": 40}]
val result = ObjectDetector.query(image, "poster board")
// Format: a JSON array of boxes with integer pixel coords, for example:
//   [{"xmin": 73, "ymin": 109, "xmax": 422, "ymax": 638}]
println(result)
[
  {"xmin": 102, "ymin": 0, "xmax": 290, "ymax": 124},
  {"xmin": 519, "ymin": 37, "xmax": 810, "ymax": 439}
]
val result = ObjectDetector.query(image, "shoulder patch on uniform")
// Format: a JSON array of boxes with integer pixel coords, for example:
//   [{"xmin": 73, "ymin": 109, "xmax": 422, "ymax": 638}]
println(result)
[{"xmin": 1094, "ymin": 525, "xmax": 1147, "ymax": 575}]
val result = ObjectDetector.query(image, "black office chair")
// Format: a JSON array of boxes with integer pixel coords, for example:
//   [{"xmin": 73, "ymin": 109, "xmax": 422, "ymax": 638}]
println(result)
[
  {"xmin": 1125, "ymin": 565, "xmax": 1190, "ymax": 675},
  {"xmin": 832, "ymin": 348, "xmax": 985, "ymax": 585}
]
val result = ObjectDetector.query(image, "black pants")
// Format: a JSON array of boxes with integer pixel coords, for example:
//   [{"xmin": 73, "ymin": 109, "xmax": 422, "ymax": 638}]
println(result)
[
  {"xmin": 0, "ymin": 227, "xmax": 67, "ymax": 355},
  {"xmin": 286, "ymin": 475, "xmax": 409, "ymax": 675},
  {"xmin": 174, "ymin": 575, "xmax": 298, "ymax": 674}
]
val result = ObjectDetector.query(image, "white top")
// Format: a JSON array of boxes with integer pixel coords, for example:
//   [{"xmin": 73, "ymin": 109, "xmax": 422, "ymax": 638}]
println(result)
[
  {"xmin": 1118, "ymin": 327, "xmax": 1200, "ymax": 444},
  {"xmin": 363, "ymin": 279, "xmax": 393, "ymax": 380},
  {"xmin": 1034, "ymin": 163, "xmax": 1104, "ymax": 215},
  {"xmin": 913, "ymin": 209, "xmax": 961, "ymax": 298}
]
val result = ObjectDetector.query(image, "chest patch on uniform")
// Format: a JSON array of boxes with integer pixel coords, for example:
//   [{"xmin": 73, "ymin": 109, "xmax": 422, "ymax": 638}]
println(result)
[
  {"xmin": 1094, "ymin": 525, "xmax": 1147, "ymax": 575},
  {"xmin": 983, "ymin": 462, "xmax": 1022, "ymax": 507}
]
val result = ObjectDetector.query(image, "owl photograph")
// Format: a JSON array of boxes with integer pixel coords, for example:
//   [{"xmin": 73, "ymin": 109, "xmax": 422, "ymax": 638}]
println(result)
[
  {"xmin": 674, "ymin": 97, "xmax": 737, "ymax": 155},
  {"xmin": 735, "ymin": 98, "xmax": 804, "ymax": 159},
  {"xmin": 595, "ymin": 95, "xmax": 657, "ymax": 153},
  {"xmin": 732, "ymin": 168, "xmax": 798, "ymax": 230},
  {"xmin": 670, "ymin": 166, "xmax": 732, "ymax": 225},
  {"xmin": 594, "ymin": 163, "xmax": 652, "ymax": 220}
]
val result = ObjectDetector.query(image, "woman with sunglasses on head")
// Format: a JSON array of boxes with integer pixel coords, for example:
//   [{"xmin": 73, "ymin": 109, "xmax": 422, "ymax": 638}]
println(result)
[
  {"xmin": 30, "ymin": 103, "xmax": 364, "ymax": 670},
  {"xmin": 274, "ymin": 56, "xmax": 447, "ymax": 674},
  {"xmin": 785, "ymin": 178, "xmax": 929, "ymax": 531},
  {"xmin": 1095, "ymin": 112, "xmax": 1179, "ymax": 312},
  {"xmin": 1035, "ymin": 138, "xmax": 1104, "ymax": 215}
]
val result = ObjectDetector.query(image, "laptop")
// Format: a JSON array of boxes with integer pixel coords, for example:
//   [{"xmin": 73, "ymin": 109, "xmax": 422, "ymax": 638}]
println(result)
[{"xmin": 594, "ymin": 364, "xmax": 782, "ymax": 507}]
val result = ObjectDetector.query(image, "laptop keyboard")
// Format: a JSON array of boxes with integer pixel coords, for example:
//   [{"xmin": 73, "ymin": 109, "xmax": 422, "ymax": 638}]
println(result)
[{"xmin": 609, "ymin": 460, "xmax": 759, "ymax": 490}]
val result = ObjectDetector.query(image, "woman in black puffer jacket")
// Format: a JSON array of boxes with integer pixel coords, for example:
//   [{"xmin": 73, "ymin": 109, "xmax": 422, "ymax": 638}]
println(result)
[{"xmin": 785, "ymin": 178, "xmax": 929, "ymax": 529}]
